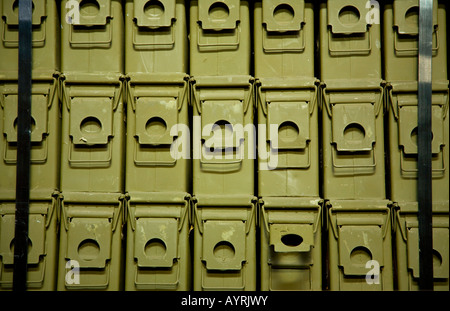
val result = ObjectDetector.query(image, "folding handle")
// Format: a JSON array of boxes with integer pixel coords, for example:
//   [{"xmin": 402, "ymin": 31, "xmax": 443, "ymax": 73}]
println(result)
[
  {"xmin": 201, "ymin": 266, "xmax": 246, "ymax": 290},
  {"xmin": 262, "ymin": 26, "xmax": 305, "ymax": 53},
  {"xmin": 328, "ymin": 206, "xmax": 391, "ymax": 240},
  {"xmin": 132, "ymin": 21, "xmax": 175, "ymax": 48},
  {"xmin": 260, "ymin": 203, "xmax": 322, "ymax": 236},
  {"xmin": 321, "ymin": 84, "xmax": 384, "ymax": 118},
  {"xmin": 331, "ymin": 145, "xmax": 376, "ymax": 169},
  {"xmin": 197, "ymin": 23, "xmax": 240, "ymax": 49},
  {"xmin": 69, "ymin": 20, "xmax": 112, "ymax": 46},
  {"xmin": 327, "ymin": 27, "xmax": 372, "ymax": 55},
  {"xmin": 263, "ymin": 0, "xmax": 304, "ymax": 32},
  {"xmin": 394, "ymin": 28, "xmax": 439, "ymax": 54},
  {"xmin": 133, "ymin": 0, "xmax": 176, "ymax": 28},
  {"xmin": 134, "ymin": 263, "xmax": 180, "ymax": 290},
  {"xmin": 198, "ymin": 0, "xmax": 240, "ymax": 30},
  {"xmin": 2, "ymin": 0, "xmax": 46, "ymax": 25},
  {"xmin": 1, "ymin": 18, "xmax": 46, "ymax": 46}
]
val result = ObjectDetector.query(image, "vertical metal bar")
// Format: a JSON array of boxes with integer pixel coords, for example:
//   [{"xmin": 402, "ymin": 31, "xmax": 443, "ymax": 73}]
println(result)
[
  {"xmin": 13, "ymin": 0, "xmax": 33, "ymax": 292},
  {"xmin": 418, "ymin": 0, "xmax": 434, "ymax": 290}
]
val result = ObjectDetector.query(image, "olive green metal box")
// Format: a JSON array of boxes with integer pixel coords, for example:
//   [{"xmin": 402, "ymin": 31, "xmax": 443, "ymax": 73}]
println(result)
[
  {"xmin": 59, "ymin": 73, "xmax": 125, "ymax": 193},
  {"xmin": 192, "ymin": 195, "xmax": 257, "ymax": 290},
  {"xmin": 190, "ymin": 0, "xmax": 254, "ymax": 197},
  {"xmin": 60, "ymin": 0, "xmax": 125, "ymax": 193},
  {"xmin": 0, "ymin": 0, "xmax": 60, "ymax": 291},
  {"xmin": 320, "ymin": 0, "xmax": 393, "ymax": 291},
  {"xmin": 254, "ymin": 0, "xmax": 319, "ymax": 197},
  {"xmin": 124, "ymin": 0, "xmax": 188, "ymax": 74},
  {"xmin": 58, "ymin": 0, "xmax": 125, "ymax": 291},
  {"xmin": 0, "ymin": 196, "xmax": 59, "ymax": 290},
  {"xmin": 124, "ymin": 0, "xmax": 189, "ymax": 193},
  {"xmin": 320, "ymin": 0, "xmax": 386, "ymax": 201},
  {"xmin": 57, "ymin": 192, "xmax": 124, "ymax": 290},
  {"xmin": 123, "ymin": 0, "xmax": 191, "ymax": 291},
  {"xmin": 384, "ymin": 0, "xmax": 449, "ymax": 291},
  {"xmin": 125, "ymin": 73, "xmax": 189, "ymax": 193},
  {"xmin": 191, "ymin": 76, "xmax": 255, "ymax": 196},
  {"xmin": 61, "ymin": 0, "xmax": 124, "ymax": 74},
  {"xmin": 260, "ymin": 197, "xmax": 322, "ymax": 290},
  {"xmin": 125, "ymin": 192, "xmax": 191, "ymax": 290},
  {"xmin": 326, "ymin": 200, "xmax": 394, "ymax": 290},
  {"xmin": 0, "ymin": 0, "xmax": 60, "ymax": 77},
  {"xmin": 384, "ymin": 0, "xmax": 448, "ymax": 204},
  {"xmin": 393, "ymin": 202, "xmax": 449, "ymax": 291},
  {"xmin": 189, "ymin": 0, "xmax": 251, "ymax": 77}
]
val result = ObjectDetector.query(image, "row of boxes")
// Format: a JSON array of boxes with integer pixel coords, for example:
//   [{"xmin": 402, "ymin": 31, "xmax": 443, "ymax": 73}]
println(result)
[
  {"xmin": 0, "ymin": 0, "xmax": 448, "ymax": 291},
  {"xmin": 0, "ymin": 0, "xmax": 61, "ymax": 290}
]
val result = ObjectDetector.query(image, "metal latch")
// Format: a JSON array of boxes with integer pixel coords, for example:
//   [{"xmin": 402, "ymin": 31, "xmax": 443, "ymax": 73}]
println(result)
[
  {"xmin": 134, "ymin": 0, "xmax": 176, "ymax": 28},
  {"xmin": 263, "ymin": 0, "xmax": 304, "ymax": 32},
  {"xmin": 77, "ymin": 0, "xmax": 111, "ymax": 26},
  {"xmin": 135, "ymin": 97, "xmax": 178, "ymax": 145},
  {"xmin": 270, "ymin": 224, "xmax": 314, "ymax": 253},
  {"xmin": 202, "ymin": 220, "xmax": 246, "ymax": 271},
  {"xmin": 2, "ymin": 0, "xmax": 46, "ymax": 25},
  {"xmin": 393, "ymin": 0, "xmax": 439, "ymax": 54},
  {"xmin": 198, "ymin": 0, "xmax": 240, "ymax": 30},
  {"xmin": 268, "ymin": 101, "xmax": 309, "ymax": 150},
  {"xmin": 132, "ymin": 0, "xmax": 176, "ymax": 48},
  {"xmin": 406, "ymin": 222, "xmax": 449, "ymax": 279},
  {"xmin": 327, "ymin": 0, "xmax": 369, "ymax": 34},
  {"xmin": 331, "ymin": 103, "xmax": 376, "ymax": 152},
  {"xmin": 134, "ymin": 218, "xmax": 178, "ymax": 268},
  {"xmin": 397, "ymin": 95, "xmax": 444, "ymax": 155},
  {"xmin": 393, "ymin": 0, "xmax": 437, "ymax": 35}
]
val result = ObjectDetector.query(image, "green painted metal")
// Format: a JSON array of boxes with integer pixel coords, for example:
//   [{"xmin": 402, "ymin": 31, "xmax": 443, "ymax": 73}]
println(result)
[
  {"xmin": 326, "ymin": 200, "xmax": 393, "ymax": 291},
  {"xmin": 192, "ymin": 195, "xmax": 257, "ymax": 291},
  {"xmin": 0, "ymin": 0, "xmax": 60, "ymax": 291},
  {"xmin": 58, "ymin": 0, "xmax": 125, "ymax": 291},
  {"xmin": 57, "ymin": 192, "xmax": 124, "ymax": 290},
  {"xmin": 253, "ymin": 0, "xmax": 323, "ymax": 291},
  {"xmin": 259, "ymin": 197, "xmax": 322, "ymax": 290},
  {"xmin": 319, "ymin": 0, "xmax": 393, "ymax": 291},
  {"xmin": 384, "ymin": 0, "xmax": 449, "ymax": 290},
  {"xmin": 123, "ymin": 0, "xmax": 191, "ymax": 291}
]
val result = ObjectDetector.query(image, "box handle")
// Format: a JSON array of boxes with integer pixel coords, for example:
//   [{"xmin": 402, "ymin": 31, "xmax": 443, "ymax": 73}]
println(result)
[
  {"xmin": 1, "ymin": 18, "xmax": 46, "ymax": 46},
  {"xmin": 260, "ymin": 203, "xmax": 322, "ymax": 236},
  {"xmin": 321, "ymin": 84, "xmax": 384, "ymax": 118},
  {"xmin": 201, "ymin": 265, "xmax": 246, "ymax": 290},
  {"xmin": 257, "ymin": 82, "xmax": 318, "ymax": 117},
  {"xmin": 400, "ymin": 147, "xmax": 446, "ymax": 175},
  {"xmin": 192, "ymin": 200, "xmax": 256, "ymax": 235},
  {"xmin": 394, "ymin": 28, "xmax": 439, "ymax": 55},
  {"xmin": 68, "ymin": 20, "xmax": 112, "ymax": 46},
  {"xmin": 327, "ymin": 26, "xmax": 372, "ymax": 55},
  {"xmin": 331, "ymin": 146, "xmax": 376, "ymax": 169},
  {"xmin": 134, "ymin": 262, "xmax": 180, "ymax": 290},
  {"xmin": 197, "ymin": 23, "xmax": 240, "ymax": 49},
  {"xmin": 191, "ymin": 78, "xmax": 253, "ymax": 115},
  {"xmin": 132, "ymin": 21, "xmax": 175, "ymax": 48},
  {"xmin": 328, "ymin": 206, "xmax": 390, "ymax": 240},
  {"xmin": 262, "ymin": 27, "xmax": 305, "ymax": 53}
]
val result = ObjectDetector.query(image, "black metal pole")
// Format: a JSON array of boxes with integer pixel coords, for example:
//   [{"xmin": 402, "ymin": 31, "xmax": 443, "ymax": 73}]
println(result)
[
  {"xmin": 13, "ymin": 0, "xmax": 33, "ymax": 292},
  {"xmin": 418, "ymin": 0, "xmax": 434, "ymax": 290}
]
